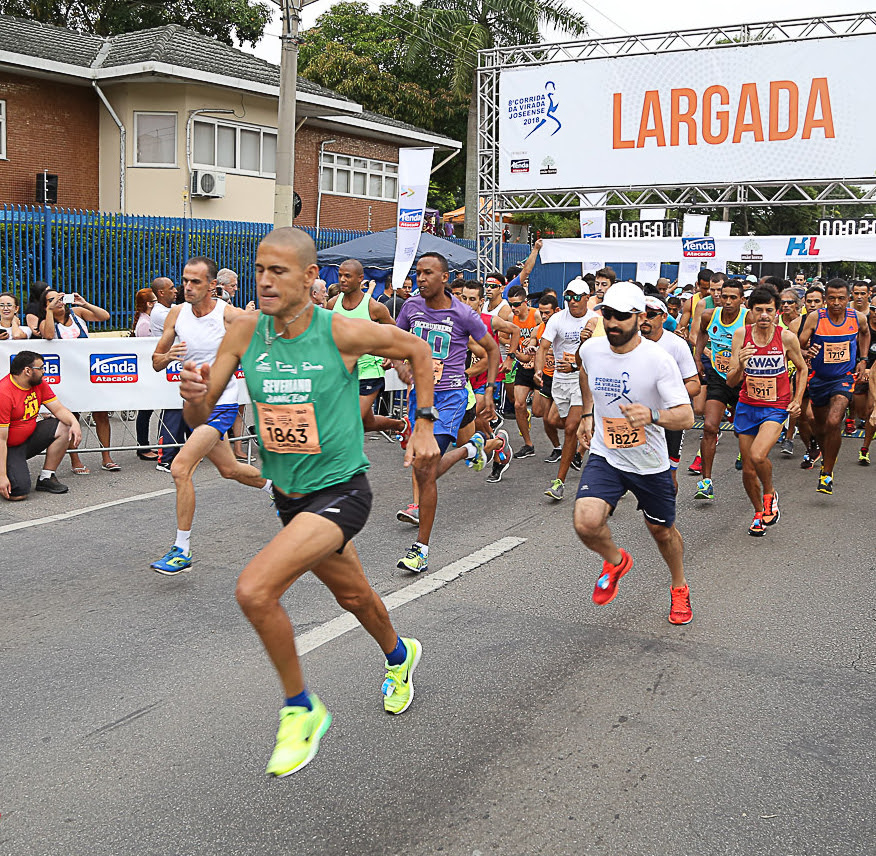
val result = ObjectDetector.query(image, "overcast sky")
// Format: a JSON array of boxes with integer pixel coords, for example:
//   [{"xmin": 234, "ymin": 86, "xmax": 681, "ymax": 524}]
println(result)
[{"xmin": 249, "ymin": 0, "xmax": 876, "ymax": 65}]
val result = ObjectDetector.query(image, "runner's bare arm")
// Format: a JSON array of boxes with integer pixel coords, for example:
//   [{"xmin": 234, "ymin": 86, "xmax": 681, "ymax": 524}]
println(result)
[
  {"xmin": 534, "ymin": 337, "xmax": 550, "ymax": 385},
  {"xmin": 577, "ymin": 366, "xmax": 594, "ymax": 449},
  {"xmin": 677, "ymin": 297, "xmax": 693, "ymax": 338},
  {"xmin": 368, "ymin": 298, "xmax": 396, "ymax": 326},
  {"xmin": 693, "ymin": 311, "xmax": 710, "ymax": 376},
  {"xmin": 725, "ymin": 326, "xmax": 750, "ymax": 387},
  {"xmin": 798, "ymin": 310, "xmax": 818, "ymax": 349},
  {"xmin": 682, "ymin": 374, "xmax": 701, "ymax": 399},
  {"xmin": 519, "ymin": 239, "xmax": 542, "ymax": 287},
  {"xmin": 179, "ymin": 313, "xmax": 257, "ymax": 427},
  {"xmin": 151, "ymin": 305, "xmax": 185, "ymax": 371},
  {"xmin": 621, "ymin": 401, "xmax": 694, "ymax": 431},
  {"xmin": 223, "ymin": 304, "xmax": 247, "ymax": 326},
  {"xmin": 856, "ymin": 311, "xmax": 870, "ymax": 380},
  {"xmin": 782, "ymin": 329, "xmax": 808, "ymax": 412}
]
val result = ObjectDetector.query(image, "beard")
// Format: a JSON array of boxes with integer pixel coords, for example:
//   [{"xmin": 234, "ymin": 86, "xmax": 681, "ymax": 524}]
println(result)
[{"xmin": 605, "ymin": 325, "xmax": 638, "ymax": 348}]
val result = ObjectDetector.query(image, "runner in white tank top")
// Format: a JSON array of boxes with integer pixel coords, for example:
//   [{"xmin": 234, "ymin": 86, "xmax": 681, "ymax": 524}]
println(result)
[{"xmin": 149, "ymin": 256, "xmax": 271, "ymax": 576}]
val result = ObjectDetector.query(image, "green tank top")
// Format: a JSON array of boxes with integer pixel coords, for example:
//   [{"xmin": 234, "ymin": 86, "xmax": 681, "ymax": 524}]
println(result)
[
  {"xmin": 241, "ymin": 308, "xmax": 369, "ymax": 495},
  {"xmin": 331, "ymin": 292, "xmax": 384, "ymax": 380}
]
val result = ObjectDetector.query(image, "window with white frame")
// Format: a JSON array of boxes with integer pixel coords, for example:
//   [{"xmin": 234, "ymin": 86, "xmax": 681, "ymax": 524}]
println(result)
[
  {"xmin": 0, "ymin": 100, "xmax": 6, "ymax": 160},
  {"xmin": 134, "ymin": 112, "xmax": 177, "ymax": 166},
  {"xmin": 192, "ymin": 118, "xmax": 277, "ymax": 177},
  {"xmin": 321, "ymin": 153, "xmax": 398, "ymax": 201}
]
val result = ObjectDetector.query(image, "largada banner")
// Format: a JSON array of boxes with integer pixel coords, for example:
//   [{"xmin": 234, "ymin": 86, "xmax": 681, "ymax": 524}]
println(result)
[
  {"xmin": 0, "ymin": 338, "xmax": 250, "ymax": 411},
  {"xmin": 499, "ymin": 33, "xmax": 876, "ymax": 191},
  {"xmin": 391, "ymin": 147, "xmax": 434, "ymax": 289}
]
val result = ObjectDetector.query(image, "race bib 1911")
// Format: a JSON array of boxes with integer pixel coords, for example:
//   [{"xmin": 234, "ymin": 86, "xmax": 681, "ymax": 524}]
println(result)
[{"xmin": 745, "ymin": 375, "xmax": 778, "ymax": 402}]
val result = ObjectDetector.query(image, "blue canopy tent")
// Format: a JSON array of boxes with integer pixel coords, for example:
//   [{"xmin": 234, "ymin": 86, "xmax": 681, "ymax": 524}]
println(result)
[{"xmin": 317, "ymin": 228, "xmax": 478, "ymax": 297}]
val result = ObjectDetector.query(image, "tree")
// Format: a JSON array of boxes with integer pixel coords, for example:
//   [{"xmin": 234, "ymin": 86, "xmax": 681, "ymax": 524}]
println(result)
[
  {"xmin": 0, "ymin": 0, "xmax": 272, "ymax": 45},
  {"xmin": 299, "ymin": 1, "xmax": 468, "ymax": 207},
  {"xmin": 403, "ymin": 0, "xmax": 589, "ymax": 238}
]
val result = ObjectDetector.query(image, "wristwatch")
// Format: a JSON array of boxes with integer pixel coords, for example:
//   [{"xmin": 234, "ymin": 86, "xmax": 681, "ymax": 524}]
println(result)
[
  {"xmin": 650, "ymin": 408, "xmax": 660, "ymax": 425},
  {"xmin": 415, "ymin": 406, "xmax": 440, "ymax": 422}
]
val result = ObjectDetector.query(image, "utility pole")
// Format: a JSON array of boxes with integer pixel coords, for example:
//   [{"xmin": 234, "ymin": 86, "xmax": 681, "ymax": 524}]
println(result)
[{"xmin": 274, "ymin": 0, "xmax": 317, "ymax": 227}]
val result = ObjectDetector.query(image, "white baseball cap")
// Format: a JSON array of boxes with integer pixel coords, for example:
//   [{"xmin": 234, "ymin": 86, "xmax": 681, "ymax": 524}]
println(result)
[
  {"xmin": 564, "ymin": 277, "xmax": 590, "ymax": 296},
  {"xmin": 597, "ymin": 281, "xmax": 646, "ymax": 313},
  {"xmin": 644, "ymin": 294, "xmax": 668, "ymax": 313}
]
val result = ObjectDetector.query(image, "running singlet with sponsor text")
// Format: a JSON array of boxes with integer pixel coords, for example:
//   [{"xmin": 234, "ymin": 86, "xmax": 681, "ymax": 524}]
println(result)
[
  {"xmin": 512, "ymin": 307, "xmax": 540, "ymax": 365},
  {"xmin": 540, "ymin": 307, "xmax": 595, "ymax": 383},
  {"xmin": 810, "ymin": 307, "xmax": 859, "ymax": 379},
  {"xmin": 707, "ymin": 307, "xmax": 746, "ymax": 379},
  {"xmin": 240, "ymin": 308, "xmax": 369, "ymax": 495},
  {"xmin": 737, "ymin": 325, "xmax": 791, "ymax": 408},
  {"xmin": 579, "ymin": 338, "xmax": 689, "ymax": 474},
  {"xmin": 397, "ymin": 294, "xmax": 488, "ymax": 391}
]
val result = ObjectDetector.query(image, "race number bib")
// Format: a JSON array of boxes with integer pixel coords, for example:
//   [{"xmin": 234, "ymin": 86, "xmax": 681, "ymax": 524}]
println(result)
[
  {"xmin": 255, "ymin": 402, "xmax": 321, "ymax": 454},
  {"xmin": 824, "ymin": 341, "xmax": 851, "ymax": 364},
  {"xmin": 712, "ymin": 350, "xmax": 732, "ymax": 375},
  {"xmin": 545, "ymin": 350, "xmax": 555, "ymax": 372},
  {"xmin": 560, "ymin": 351, "xmax": 578, "ymax": 372},
  {"xmin": 745, "ymin": 376, "xmax": 778, "ymax": 402},
  {"xmin": 602, "ymin": 417, "xmax": 646, "ymax": 450},
  {"xmin": 432, "ymin": 358, "xmax": 444, "ymax": 383}
]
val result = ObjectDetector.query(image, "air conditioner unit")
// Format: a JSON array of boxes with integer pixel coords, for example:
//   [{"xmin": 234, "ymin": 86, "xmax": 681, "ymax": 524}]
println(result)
[{"xmin": 191, "ymin": 170, "xmax": 226, "ymax": 198}]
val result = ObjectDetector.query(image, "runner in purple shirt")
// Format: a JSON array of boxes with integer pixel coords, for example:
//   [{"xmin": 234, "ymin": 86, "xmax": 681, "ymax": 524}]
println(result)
[{"xmin": 393, "ymin": 252, "xmax": 503, "ymax": 573}]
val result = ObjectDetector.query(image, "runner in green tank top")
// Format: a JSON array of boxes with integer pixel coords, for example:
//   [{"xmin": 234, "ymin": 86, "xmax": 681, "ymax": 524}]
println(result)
[
  {"xmin": 179, "ymin": 227, "xmax": 440, "ymax": 778},
  {"xmin": 327, "ymin": 258, "xmax": 408, "ymax": 438}
]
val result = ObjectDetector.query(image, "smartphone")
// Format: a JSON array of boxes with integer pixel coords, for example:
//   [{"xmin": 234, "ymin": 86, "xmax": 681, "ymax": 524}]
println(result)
[{"xmin": 62, "ymin": 294, "xmax": 75, "ymax": 305}]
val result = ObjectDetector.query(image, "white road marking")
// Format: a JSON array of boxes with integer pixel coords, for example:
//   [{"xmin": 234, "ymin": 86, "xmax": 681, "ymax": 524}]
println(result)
[
  {"xmin": 0, "ymin": 488, "xmax": 176, "ymax": 535},
  {"xmin": 295, "ymin": 537, "xmax": 527, "ymax": 656}
]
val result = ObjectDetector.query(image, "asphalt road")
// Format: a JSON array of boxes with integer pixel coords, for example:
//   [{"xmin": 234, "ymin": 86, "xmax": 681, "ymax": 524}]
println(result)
[{"xmin": 1, "ymin": 419, "xmax": 873, "ymax": 856}]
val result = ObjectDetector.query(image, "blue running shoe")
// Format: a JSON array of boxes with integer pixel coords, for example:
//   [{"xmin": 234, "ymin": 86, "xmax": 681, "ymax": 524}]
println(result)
[
  {"xmin": 464, "ymin": 432, "xmax": 487, "ymax": 471},
  {"xmin": 151, "ymin": 545, "xmax": 192, "ymax": 576}
]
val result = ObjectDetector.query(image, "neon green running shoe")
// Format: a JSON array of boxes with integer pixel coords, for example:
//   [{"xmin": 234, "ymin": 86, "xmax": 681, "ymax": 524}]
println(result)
[
  {"xmin": 464, "ymin": 432, "xmax": 487, "ymax": 471},
  {"xmin": 382, "ymin": 637, "xmax": 422, "ymax": 715},
  {"xmin": 265, "ymin": 695, "xmax": 332, "ymax": 777},
  {"xmin": 397, "ymin": 544, "xmax": 428, "ymax": 574}
]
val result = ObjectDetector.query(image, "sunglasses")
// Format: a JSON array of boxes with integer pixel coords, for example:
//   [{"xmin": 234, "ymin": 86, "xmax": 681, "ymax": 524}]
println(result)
[
  {"xmin": 602, "ymin": 307, "xmax": 635, "ymax": 322},
  {"xmin": 780, "ymin": 300, "xmax": 797, "ymax": 305},
  {"xmin": 508, "ymin": 300, "xmax": 526, "ymax": 308},
  {"xmin": 644, "ymin": 309, "xmax": 664, "ymax": 319},
  {"xmin": 564, "ymin": 293, "xmax": 586, "ymax": 302}
]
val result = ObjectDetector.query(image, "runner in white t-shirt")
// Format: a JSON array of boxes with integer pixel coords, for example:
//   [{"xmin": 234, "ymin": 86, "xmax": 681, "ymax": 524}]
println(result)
[
  {"xmin": 640, "ymin": 294, "xmax": 701, "ymax": 490},
  {"xmin": 574, "ymin": 282, "xmax": 696, "ymax": 626},
  {"xmin": 534, "ymin": 278, "xmax": 595, "ymax": 501}
]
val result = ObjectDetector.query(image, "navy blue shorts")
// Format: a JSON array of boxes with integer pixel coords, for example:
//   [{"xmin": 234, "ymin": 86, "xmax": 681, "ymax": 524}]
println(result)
[
  {"xmin": 359, "ymin": 376, "xmax": 385, "ymax": 397},
  {"xmin": 734, "ymin": 401, "xmax": 787, "ymax": 436},
  {"xmin": 808, "ymin": 374, "xmax": 854, "ymax": 408},
  {"xmin": 576, "ymin": 454, "xmax": 677, "ymax": 528},
  {"xmin": 409, "ymin": 387, "xmax": 469, "ymax": 454},
  {"xmin": 204, "ymin": 403, "xmax": 240, "ymax": 437}
]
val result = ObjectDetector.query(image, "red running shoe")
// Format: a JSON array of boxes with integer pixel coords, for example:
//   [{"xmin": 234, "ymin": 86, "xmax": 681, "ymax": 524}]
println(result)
[
  {"xmin": 399, "ymin": 416, "xmax": 412, "ymax": 450},
  {"xmin": 688, "ymin": 454, "xmax": 702, "ymax": 475},
  {"xmin": 748, "ymin": 512, "xmax": 766, "ymax": 537},
  {"xmin": 844, "ymin": 417, "xmax": 856, "ymax": 436},
  {"xmin": 592, "ymin": 549, "xmax": 633, "ymax": 606},
  {"xmin": 762, "ymin": 490, "xmax": 779, "ymax": 526},
  {"xmin": 669, "ymin": 584, "xmax": 693, "ymax": 625}
]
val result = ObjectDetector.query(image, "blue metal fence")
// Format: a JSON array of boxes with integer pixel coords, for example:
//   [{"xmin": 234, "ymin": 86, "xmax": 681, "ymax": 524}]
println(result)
[{"xmin": 1, "ymin": 204, "xmax": 611, "ymax": 329}]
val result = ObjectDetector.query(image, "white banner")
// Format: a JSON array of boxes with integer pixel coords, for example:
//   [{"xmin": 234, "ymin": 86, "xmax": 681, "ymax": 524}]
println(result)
[
  {"xmin": 678, "ymin": 260, "xmax": 704, "ymax": 283},
  {"xmin": 682, "ymin": 214, "xmax": 709, "ymax": 237},
  {"xmin": 499, "ymin": 34, "xmax": 876, "ymax": 191},
  {"xmin": 539, "ymin": 234, "xmax": 876, "ymax": 265},
  {"xmin": 709, "ymin": 220, "xmax": 733, "ymax": 238},
  {"xmin": 579, "ymin": 208, "xmax": 605, "ymax": 238},
  {"xmin": 640, "ymin": 208, "xmax": 666, "ymax": 221},
  {"xmin": 0, "ymin": 338, "xmax": 250, "ymax": 411},
  {"xmin": 637, "ymin": 261, "xmax": 660, "ymax": 280},
  {"xmin": 391, "ymin": 147, "xmax": 434, "ymax": 289}
]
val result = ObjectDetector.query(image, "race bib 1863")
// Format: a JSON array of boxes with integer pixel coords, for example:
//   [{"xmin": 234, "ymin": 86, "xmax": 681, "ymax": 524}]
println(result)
[{"xmin": 255, "ymin": 402, "xmax": 321, "ymax": 454}]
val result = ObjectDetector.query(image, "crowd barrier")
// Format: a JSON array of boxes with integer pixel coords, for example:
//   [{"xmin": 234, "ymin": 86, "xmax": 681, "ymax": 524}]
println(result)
[{"xmin": 1, "ymin": 335, "xmax": 408, "ymax": 420}]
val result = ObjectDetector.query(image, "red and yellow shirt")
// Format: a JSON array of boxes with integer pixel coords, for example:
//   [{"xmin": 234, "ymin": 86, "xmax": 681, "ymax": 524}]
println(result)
[{"xmin": 0, "ymin": 375, "xmax": 57, "ymax": 446}]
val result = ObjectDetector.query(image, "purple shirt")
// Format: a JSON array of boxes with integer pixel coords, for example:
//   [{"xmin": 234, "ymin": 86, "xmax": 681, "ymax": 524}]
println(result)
[{"xmin": 397, "ymin": 293, "xmax": 489, "ymax": 391}]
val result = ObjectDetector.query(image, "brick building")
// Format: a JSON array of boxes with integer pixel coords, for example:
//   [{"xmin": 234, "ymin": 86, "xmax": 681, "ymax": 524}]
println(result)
[{"xmin": 0, "ymin": 15, "xmax": 460, "ymax": 228}]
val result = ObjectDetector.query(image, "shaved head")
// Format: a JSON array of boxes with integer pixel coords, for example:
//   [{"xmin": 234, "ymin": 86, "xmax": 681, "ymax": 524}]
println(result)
[
  {"xmin": 339, "ymin": 259, "xmax": 364, "ymax": 277},
  {"xmin": 260, "ymin": 227, "xmax": 318, "ymax": 269}
]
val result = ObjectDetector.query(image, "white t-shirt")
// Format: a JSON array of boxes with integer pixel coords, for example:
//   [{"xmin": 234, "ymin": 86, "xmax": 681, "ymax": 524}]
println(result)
[
  {"xmin": 652, "ymin": 330, "xmax": 697, "ymax": 379},
  {"xmin": 541, "ymin": 307, "xmax": 595, "ymax": 385},
  {"xmin": 579, "ymin": 337, "xmax": 690, "ymax": 474},
  {"xmin": 150, "ymin": 301, "xmax": 172, "ymax": 337}
]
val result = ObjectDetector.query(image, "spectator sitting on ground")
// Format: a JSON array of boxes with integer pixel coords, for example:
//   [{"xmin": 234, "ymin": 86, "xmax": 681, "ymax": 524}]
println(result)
[
  {"xmin": 0, "ymin": 292, "xmax": 30, "ymax": 340},
  {"xmin": 42, "ymin": 289, "xmax": 120, "ymax": 474},
  {"xmin": 0, "ymin": 350, "xmax": 81, "ymax": 499},
  {"xmin": 132, "ymin": 288, "xmax": 159, "ymax": 461},
  {"xmin": 24, "ymin": 281, "xmax": 49, "ymax": 338}
]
